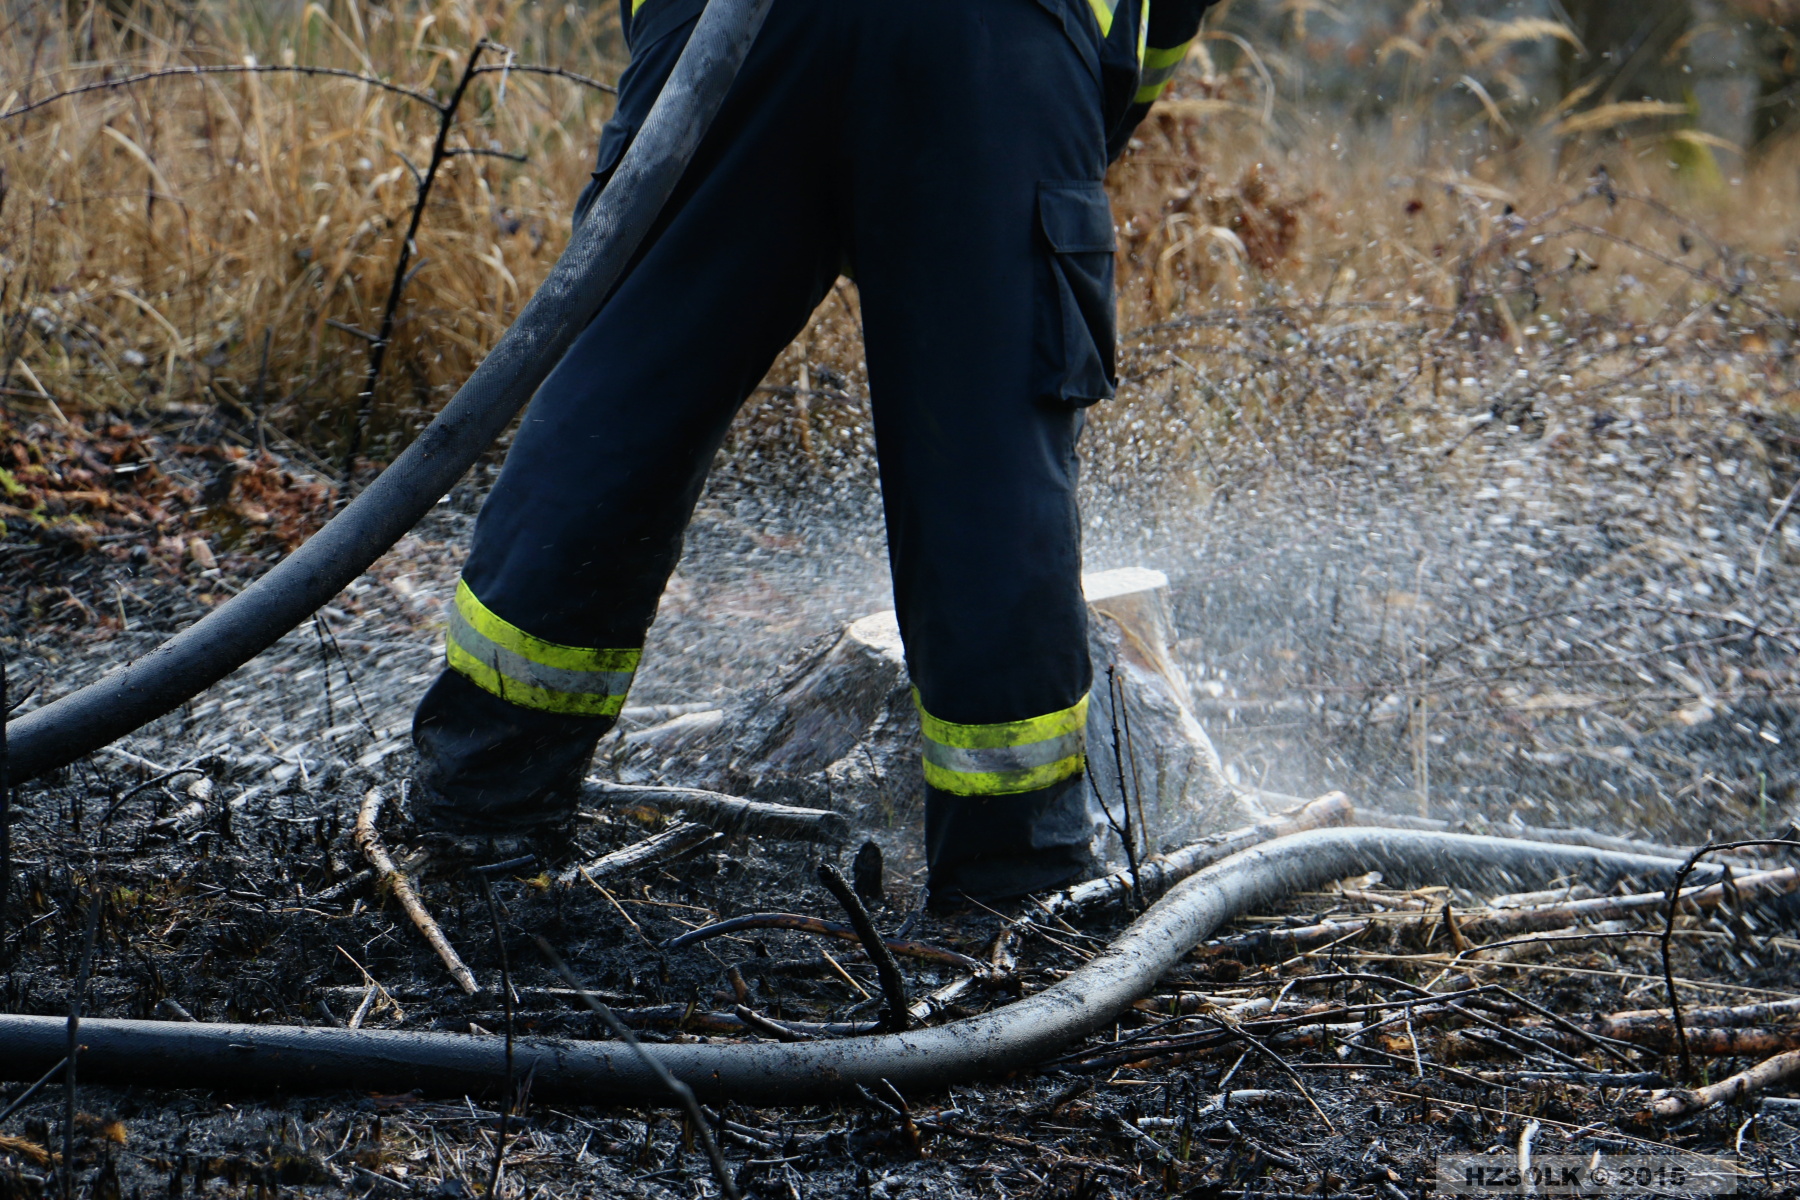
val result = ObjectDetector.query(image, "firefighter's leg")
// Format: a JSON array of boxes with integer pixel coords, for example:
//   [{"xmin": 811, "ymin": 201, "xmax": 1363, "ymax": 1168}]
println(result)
[
  {"xmin": 413, "ymin": 1, "xmax": 851, "ymax": 834},
  {"xmin": 849, "ymin": 0, "xmax": 1114, "ymax": 900}
]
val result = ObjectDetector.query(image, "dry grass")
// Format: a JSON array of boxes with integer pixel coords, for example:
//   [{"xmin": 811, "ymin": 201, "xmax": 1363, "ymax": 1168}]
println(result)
[
  {"xmin": 1, "ymin": 0, "xmax": 622, "ymax": 467},
  {"xmin": 6, "ymin": 0, "xmax": 1795, "ymax": 479}
]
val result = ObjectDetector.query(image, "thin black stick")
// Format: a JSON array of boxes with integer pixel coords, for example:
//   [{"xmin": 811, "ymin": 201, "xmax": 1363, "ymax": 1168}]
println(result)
[
  {"xmin": 532, "ymin": 938, "xmax": 740, "ymax": 1200},
  {"xmin": 1086, "ymin": 773, "xmax": 1132, "ymax": 895},
  {"xmin": 1115, "ymin": 665, "xmax": 1150, "ymax": 862},
  {"xmin": 1106, "ymin": 667, "xmax": 1141, "ymax": 903},
  {"xmin": 470, "ymin": 62, "xmax": 617, "ymax": 95},
  {"xmin": 1193, "ymin": 1013, "xmax": 1336, "ymax": 1134},
  {"xmin": 63, "ymin": 880, "xmax": 101, "ymax": 1200},
  {"xmin": 0, "ymin": 656, "xmax": 10, "ymax": 962},
  {"xmin": 0, "ymin": 1056, "xmax": 69, "ymax": 1125},
  {"xmin": 314, "ymin": 615, "xmax": 335, "ymax": 733},
  {"xmin": 0, "ymin": 64, "xmax": 445, "ymax": 121},
  {"xmin": 817, "ymin": 864, "xmax": 911, "ymax": 1033},
  {"xmin": 1487, "ymin": 985, "xmax": 1643, "ymax": 1070},
  {"xmin": 95, "ymin": 762, "xmax": 205, "ymax": 828},
  {"xmin": 344, "ymin": 40, "xmax": 490, "ymax": 476},
  {"xmin": 315, "ymin": 616, "xmax": 377, "ymax": 737},
  {"xmin": 479, "ymin": 877, "xmax": 514, "ymax": 1200},
  {"xmin": 1662, "ymin": 837, "xmax": 1800, "ymax": 1084}
]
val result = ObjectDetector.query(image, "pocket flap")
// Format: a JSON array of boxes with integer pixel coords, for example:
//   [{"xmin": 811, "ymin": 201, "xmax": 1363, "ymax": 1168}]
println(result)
[
  {"xmin": 591, "ymin": 118, "xmax": 640, "ymax": 180},
  {"xmin": 1039, "ymin": 182, "xmax": 1117, "ymax": 254}
]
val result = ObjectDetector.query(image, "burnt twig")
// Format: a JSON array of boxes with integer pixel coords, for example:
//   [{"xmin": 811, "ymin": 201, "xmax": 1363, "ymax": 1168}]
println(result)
[
  {"xmin": 817, "ymin": 864, "xmax": 912, "ymax": 1032},
  {"xmin": 355, "ymin": 787, "xmax": 479, "ymax": 995},
  {"xmin": 1116, "ymin": 665, "xmax": 1150, "ymax": 867},
  {"xmin": 0, "ymin": 1056, "xmax": 68, "ymax": 1125},
  {"xmin": 344, "ymin": 39, "xmax": 491, "ymax": 475},
  {"xmin": 471, "ymin": 62, "xmax": 617, "ymax": 94},
  {"xmin": 0, "ymin": 63, "xmax": 444, "ymax": 122},
  {"xmin": 1105, "ymin": 667, "xmax": 1141, "ymax": 904},
  {"xmin": 1662, "ymin": 837, "xmax": 1800, "ymax": 1084},
  {"xmin": 1193, "ymin": 1012, "xmax": 1336, "ymax": 1133},
  {"xmin": 733, "ymin": 1004, "xmax": 813, "ymax": 1042},
  {"xmin": 580, "ymin": 779, "xmax": 850, "ymax": 844}
]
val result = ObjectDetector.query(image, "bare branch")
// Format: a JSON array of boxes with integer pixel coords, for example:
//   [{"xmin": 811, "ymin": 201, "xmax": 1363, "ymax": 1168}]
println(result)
[{"xmin": 0, "ymin": 64, "xmax": 444, "ymax": 121}]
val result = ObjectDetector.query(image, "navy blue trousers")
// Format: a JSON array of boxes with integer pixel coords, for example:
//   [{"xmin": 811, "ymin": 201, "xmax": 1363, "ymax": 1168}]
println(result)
[{"xmin": 415, "ymin": 0, "xmax": 1119, "ymax": 897}]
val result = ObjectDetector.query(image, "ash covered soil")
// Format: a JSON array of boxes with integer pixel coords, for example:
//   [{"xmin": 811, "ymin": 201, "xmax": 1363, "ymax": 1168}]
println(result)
[{"xmin": 7, "ymin": 313, "xmax": 1800, "ymax": 1199}]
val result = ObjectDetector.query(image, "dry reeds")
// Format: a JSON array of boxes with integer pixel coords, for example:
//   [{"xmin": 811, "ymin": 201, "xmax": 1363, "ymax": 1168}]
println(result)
[
  {"xmin": 4, "ymin": 0, "xmax": 1795, "ymax": 482},
  {"xmin": 1, "ymin": 0, "xmax": 621, "ymax": 470}
]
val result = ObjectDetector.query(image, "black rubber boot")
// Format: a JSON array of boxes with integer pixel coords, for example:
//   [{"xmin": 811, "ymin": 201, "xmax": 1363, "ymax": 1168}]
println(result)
[
  {"xmin": 923, "ymin": 773, "xmax": 1100, "ymax": 908},
  {"xmin": 410, "ymin": 669, "xmax": 611, "ymax": 836}
]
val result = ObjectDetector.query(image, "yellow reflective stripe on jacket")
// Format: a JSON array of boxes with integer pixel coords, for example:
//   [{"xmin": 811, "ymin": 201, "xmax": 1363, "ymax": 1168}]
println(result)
[
  {"xmin": 445, "ymin": 580, "xmax": 640, "ymax": 717},
  {"xmin": 915, "ymin": 691, "xmax": 1089, "ymax": 796},
  {"xmin": 1134, "ymin": 39, "xmax": 1190, "ymax": 103},
  {"xmin": 1086, "ymin": 0, "xmax": 1121, "ymax": 37}
]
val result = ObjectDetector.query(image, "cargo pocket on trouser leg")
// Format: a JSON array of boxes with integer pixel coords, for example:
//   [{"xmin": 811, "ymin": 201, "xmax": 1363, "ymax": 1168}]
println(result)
[{"xmin": 1035, "ymin": 180, "xmax": 1118, "ymax": 407}]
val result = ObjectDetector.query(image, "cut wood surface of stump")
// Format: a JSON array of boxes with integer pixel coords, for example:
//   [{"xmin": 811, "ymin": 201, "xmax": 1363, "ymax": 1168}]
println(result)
[{"xmin": 605, "ymin": 567, "xmax": 1240, "ymax": 856}]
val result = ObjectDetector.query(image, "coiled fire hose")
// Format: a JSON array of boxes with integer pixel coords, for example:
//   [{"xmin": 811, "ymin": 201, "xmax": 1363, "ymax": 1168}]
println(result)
[
  {"xmin": 3, "ymin": 0, "xmax": 774, "ymax": 783},
  {"xmin": 0, "ymin": 829, "xmax": 1709, "ymax": 1103}
]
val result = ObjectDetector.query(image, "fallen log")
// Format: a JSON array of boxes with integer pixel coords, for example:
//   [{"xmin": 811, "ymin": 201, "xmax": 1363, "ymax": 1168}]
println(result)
[
  {"xmin": 557, "ymin": 822, "xmax": 721, "ymax": 886},
  {"xmin": 1592, "ymin": 996, "xmax": 1800, "ymax": 1030},
  {"xmin": 1456, "ymin": 867, "xmax": 1784, "ymax": 939},
  {"xmin": 0, "ymin": 829, "xmax": 1697, "ymax": 1105},
  {"xmin": 580, "ymin": 780, "xmax": 848, "ymax": 844},
  {"xmin": 1447, "ymin": 1026, "xmax": 1800, "ymax": 1060},
  {"xmin": 1199, "ymin": 862, "xmax": 1758, "ymax": 960},
  {"xmin": 1651, "ymin": 1047, "xmax": 1800, "ymax": 1117}
]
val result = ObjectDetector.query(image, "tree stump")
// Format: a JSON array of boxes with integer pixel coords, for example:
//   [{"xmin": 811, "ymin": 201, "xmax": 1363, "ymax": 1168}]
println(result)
[{"xmin": 605, "ymin": 568, "xmax": 1241, "ymax": 851}]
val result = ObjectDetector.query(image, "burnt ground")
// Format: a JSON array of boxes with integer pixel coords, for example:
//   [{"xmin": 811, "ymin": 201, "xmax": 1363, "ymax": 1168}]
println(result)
[
  {"xmin": 5, "ymin": 762, "xmax": 1800, "ymax": 1200},
  {"xmin": 6, "ymin": 316, "xmax": 1800, "ymax": 1199}
]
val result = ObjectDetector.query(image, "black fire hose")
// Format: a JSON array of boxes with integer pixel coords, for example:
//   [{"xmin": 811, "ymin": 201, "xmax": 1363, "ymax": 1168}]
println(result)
[
  {"xmin": 3, "ymin": 0, "xmax": 773, "ymax": 784},
  {"xmin": 0, "ymin": 829, "xmax": 1712, "ymax": 1104}
]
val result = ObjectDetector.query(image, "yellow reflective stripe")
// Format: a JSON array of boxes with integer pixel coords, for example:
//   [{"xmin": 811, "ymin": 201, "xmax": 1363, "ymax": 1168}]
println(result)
[
  {"xmin": 454, "ymin": 580, "xmax": 638, "ymax": 673},
  {"xmin": 631, "ymin": 0, "xmax": 649, "ymax": 12},
  {"xmin": 915, "ymin": 690, "xmax": 1089, "ymax": 750},
  {"xmin": 1138, "ymin": 0, "xmax": 1149, "ymax": 64},
  {"xmin": 1135, "ymin": 39, "xmax": 1191, "ymax": 103},
  {"xmin": 1144, "ymin": 40, "xmax": 1191, "ymax": 70},
  {"xmin": 446, "ymin": 639, "xmax": 631, "ymax": 717},
  {"xmin": 1086, "ymin": 0, "xmax": 1118, "ymax": 37},
  {"xmin": 445, "ymin": 580, "xmax": 639, "ymax": 717},
  {"xmin": 921, "ymin": 754, "xmax": 1085, "ymax": 797},
  {"xmin": 915, "ymin": 691, "xmax": 1089, "ymax": 797}
]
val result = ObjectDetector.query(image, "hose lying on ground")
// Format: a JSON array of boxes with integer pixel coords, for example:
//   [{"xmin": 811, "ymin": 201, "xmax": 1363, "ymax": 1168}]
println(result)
[
  {"xmin": 2, "ymin": 0, "xmax": 774, "ymax": 784},
  {"xmin": 0, "ymin": 828, "xmax": 1714, "ymax": 1105}
]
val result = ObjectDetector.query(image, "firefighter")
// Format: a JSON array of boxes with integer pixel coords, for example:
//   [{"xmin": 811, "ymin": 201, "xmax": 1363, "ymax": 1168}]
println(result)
[{"xmin": 411, "ymin": 0, "xmax": 1216, "ymax": 905}]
